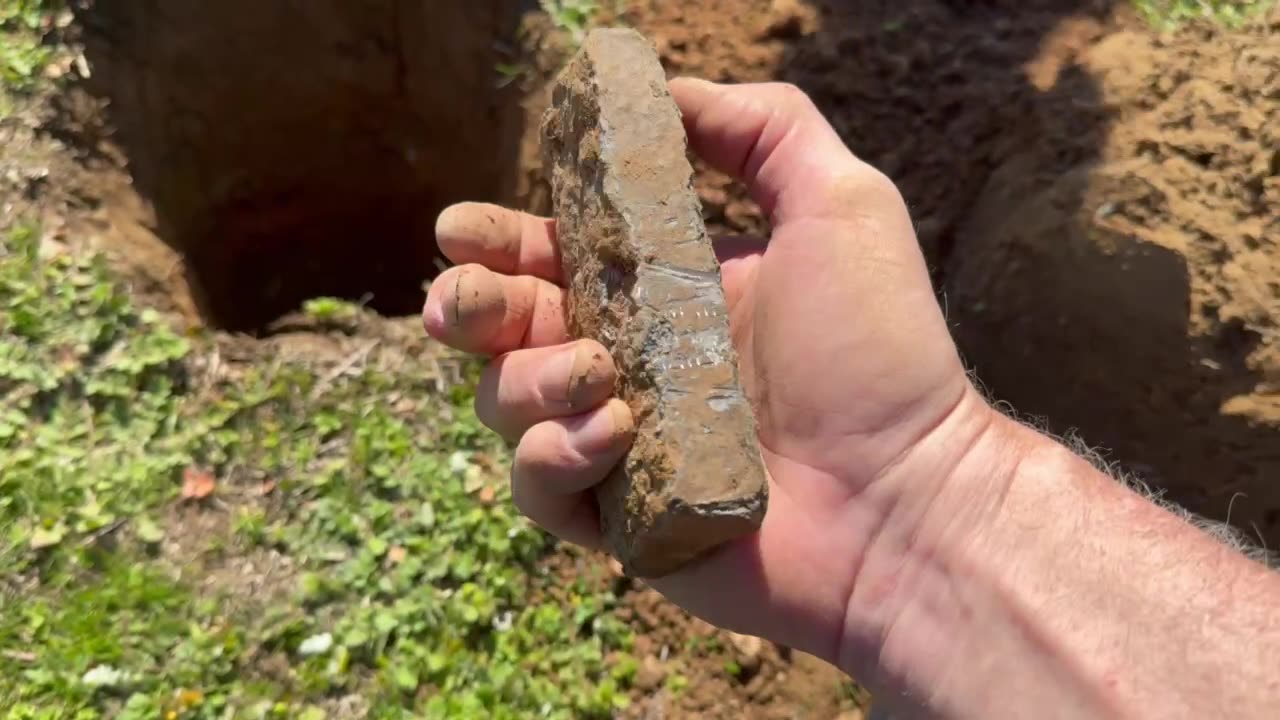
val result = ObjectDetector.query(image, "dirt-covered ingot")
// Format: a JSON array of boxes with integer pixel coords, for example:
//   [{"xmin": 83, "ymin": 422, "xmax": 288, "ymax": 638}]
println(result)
[{"xmin": 540, "ymin": 27, "xmax": 768, "ymax": 578}]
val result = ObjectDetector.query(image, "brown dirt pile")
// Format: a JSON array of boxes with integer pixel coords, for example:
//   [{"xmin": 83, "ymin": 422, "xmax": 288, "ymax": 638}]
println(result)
[{"xmin": 950, "ymin": 13, "xmax": 1280, "ymax": 540}]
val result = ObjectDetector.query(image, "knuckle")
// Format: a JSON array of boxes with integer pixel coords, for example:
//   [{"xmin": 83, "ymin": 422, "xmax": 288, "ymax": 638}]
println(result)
[{"xmin": 829, "ymin": 162, "xmax": 905, "ymax": 207}]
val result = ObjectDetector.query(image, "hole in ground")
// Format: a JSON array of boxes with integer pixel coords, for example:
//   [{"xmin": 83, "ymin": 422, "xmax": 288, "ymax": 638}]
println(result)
[{"xmin": 77, "ymin": 0, "xmax": 529, "ymax": 331}]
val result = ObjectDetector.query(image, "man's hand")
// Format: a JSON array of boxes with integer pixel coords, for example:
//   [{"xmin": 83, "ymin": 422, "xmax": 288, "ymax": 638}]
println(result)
[
  {"xmin": 423, "ymin": 79, "xmax": 1280, "ymax": 719},
  {"xmin": 423, "ymin": 77, "xmax": 990, "ymax": 662}
]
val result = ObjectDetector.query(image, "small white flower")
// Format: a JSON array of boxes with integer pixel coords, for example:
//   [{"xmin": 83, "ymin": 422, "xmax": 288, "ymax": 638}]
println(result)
[
  {"xmin": 82, "ymin": 665, "xmax": 124, "ymax": 687},
  {"xmin": 448, "ymin": 451, "xmax": 470, "ymax": 474},
  {"xmin": 492, "ymin": 611, "xmax": 514, "ymax": 632},
  {"xmin": 298, "ymin": 632, "xmax": 334, "ymax": 657}
]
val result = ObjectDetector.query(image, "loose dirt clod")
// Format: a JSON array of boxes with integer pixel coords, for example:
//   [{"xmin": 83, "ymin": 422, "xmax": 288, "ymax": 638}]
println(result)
[{"xmin": 541, "ymin": 28, "xmax": 768, "ymax": 578}]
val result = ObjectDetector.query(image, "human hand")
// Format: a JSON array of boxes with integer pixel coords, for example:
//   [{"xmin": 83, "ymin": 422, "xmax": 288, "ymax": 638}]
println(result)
[{"xmin": 422, "ymin": 79, "xmax": 999, "ymax": 670}]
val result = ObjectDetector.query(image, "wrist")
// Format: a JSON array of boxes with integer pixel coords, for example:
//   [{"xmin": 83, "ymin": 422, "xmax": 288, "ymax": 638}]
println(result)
[
  {"xmin": 832, "ymin": 385, "xmax": 1021, "ymax": 680},
  {"xmin": 834, "ymin": 393, "xmax": 1120, "ymax": 716},
  {"xmin": 832, "ymin": 388, "xmax": 1280, "ymax": 719}
]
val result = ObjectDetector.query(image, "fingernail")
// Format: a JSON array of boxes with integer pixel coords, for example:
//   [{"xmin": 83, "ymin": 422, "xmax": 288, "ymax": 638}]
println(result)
[
  {"xmin": 560, "ymin": 338, "xmax": 614, "ymax": 407},
  {"xmin": 434, "ymin": 202, "xmax": 485, "ymax": 242},
  {"xmin": 435, "ymin": 204, "xmax": 462, "ymax": 239},
  {"xmin": 539, "ymin": 346, "xmax": 581, "ymax": 409},
  {"xmin": 422, "ymin": 296, "xmax": 446, "ymax": 335},
  {"xmin": 671, "ymin": 76, "xmax": 717, "ymax": 90},
  {"xmin": 450, "ymin": 266, "xmax": 505, "ymax": 329},
  {"xmin": 571, "ymin": 399, "xmax": 633, "ymax": 457}
]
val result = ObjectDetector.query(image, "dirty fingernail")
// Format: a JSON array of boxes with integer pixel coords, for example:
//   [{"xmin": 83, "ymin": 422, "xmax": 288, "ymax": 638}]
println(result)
[
  {"xmin": 542, "ymin": 342, "xmax": 615, "ymax": 410},
  {"xmin": 449, "ymin": 265, "xmax": 505, "ymax": 329},
  {"xmin": 539, "ymin": 345, "xmax": 581, "ymax": 408}
]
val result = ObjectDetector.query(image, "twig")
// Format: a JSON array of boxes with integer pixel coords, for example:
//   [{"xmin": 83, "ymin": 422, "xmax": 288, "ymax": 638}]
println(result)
[
  {"xmin": 79, "ymin": 518, "xmax": 127, "ymax": 547},
  {"xmin": 1, "ymin": 649, "xmax": 35, "ymax": 663},
  {"xmin": 309, "ymin": 340, "xmax": 379, "ymax": 400}
]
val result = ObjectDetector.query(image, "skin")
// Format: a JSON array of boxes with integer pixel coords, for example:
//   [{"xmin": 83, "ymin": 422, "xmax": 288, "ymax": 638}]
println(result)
[{"xmin": 423, "ymin": 78, "xmax": 1280, "ymax": 719}]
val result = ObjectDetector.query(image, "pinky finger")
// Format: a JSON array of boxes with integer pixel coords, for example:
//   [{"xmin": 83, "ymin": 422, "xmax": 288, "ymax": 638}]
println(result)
[{"xmin": 511, "ymin": 398, "xmax": 635, "ymax": 548}]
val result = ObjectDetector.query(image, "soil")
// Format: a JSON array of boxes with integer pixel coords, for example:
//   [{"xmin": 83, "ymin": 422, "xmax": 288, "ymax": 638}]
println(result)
[
  {"xmin": 537, "ymin": 548, "xmax": 862, "ymax": 719},
  {"xmin": 14, "ymin": 0, "xmax": 1280, "ymax": 717}
]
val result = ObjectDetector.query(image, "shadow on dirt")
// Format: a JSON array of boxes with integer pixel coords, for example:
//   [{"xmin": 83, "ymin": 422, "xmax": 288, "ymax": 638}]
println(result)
[
  {"xmin": 73, "ymin": 0, "xmax": 528, "ymax": 332},
  {"xmin": 776, "ymin": 0, "xmax": 1279, "ymax": 545}
]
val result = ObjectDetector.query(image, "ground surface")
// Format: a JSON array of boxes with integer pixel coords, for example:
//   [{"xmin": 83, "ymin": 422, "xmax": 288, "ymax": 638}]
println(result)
[{"xmin": 1, "ymin": 0, "xmax": 1277, "ymax": 718}]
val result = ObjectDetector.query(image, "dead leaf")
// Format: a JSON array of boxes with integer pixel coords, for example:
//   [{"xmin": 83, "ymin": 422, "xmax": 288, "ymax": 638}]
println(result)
[
  {"xmin": 387, "ymin": 546, "xmax": 408, "ymax": 564},
  {"xmin": 259, "ymin": 479, "xmax": 278, "ymax": 496},
  {"xmin": 1, "ymin": 649, "xmax": 36, "ymax": 663},
  {"xmin": 478, "ymin": 486, "xmax": 497, "ymax": 505},
  {"xmin": 181, "ymin": 467, "xmax": 216, "ymax": 500}
]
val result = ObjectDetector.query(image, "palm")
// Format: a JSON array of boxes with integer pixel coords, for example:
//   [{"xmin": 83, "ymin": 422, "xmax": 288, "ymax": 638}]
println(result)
[{"xmin": 669, "ymin": 207, "xmax": 967, "ymax": 650}]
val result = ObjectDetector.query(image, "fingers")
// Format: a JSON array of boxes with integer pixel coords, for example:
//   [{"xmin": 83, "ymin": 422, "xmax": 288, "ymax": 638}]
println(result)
[
  {"xmin": 423, "ymin": 264, "xmax": 570, "ymax": 355},
  {"xmin": 435, "ymin": 202, "xmax": 562, "ymax": 283},
  {"xmin": 475, "ymin": 340, "xmax": 617, "ymax": 441},
  {"xmin": 669, "ymin": 78, "xmax": 888, "ymax": 226},
  {"xmin": 511, "ymin": 398, "xmax": 634, "ymax": 547}
]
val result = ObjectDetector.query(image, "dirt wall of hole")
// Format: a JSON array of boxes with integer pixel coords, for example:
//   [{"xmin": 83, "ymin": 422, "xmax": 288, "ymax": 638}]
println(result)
[
  {"xmin": 77, "ymin": 0, "xmax": 527, "ymax": 330},
  {"xmin": 947, "ymin": 23, "xmax": 1280, "ymax": 540}
]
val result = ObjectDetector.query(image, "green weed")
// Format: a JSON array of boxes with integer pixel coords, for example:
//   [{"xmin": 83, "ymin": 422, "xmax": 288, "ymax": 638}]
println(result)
[
  {"xmin": 1134, "ymin": 0, "xmax": 1276, "ymax": 29},
  {"xmin": 0, "ymin": 221, "xmax": 636, "ymax": 717},
  {"xmin": 300, "ymin": 296, "xmax": 360, "ymax": 326},
  {"xmin": 0, "ymin": 223, "xmax": 192, "ymax": 567},
  {"xmin": 0, "ymin": 0, "xmax": 58, "ymax": 92},
  {"xmin": 540, "ymin": 0, "xmax": 601, "ymax": 45}
]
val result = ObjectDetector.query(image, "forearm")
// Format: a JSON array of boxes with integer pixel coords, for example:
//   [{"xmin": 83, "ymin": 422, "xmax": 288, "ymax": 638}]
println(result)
[{"xmin": 842, "ymin": 397, "xmax": 1280, "ymax": 719}]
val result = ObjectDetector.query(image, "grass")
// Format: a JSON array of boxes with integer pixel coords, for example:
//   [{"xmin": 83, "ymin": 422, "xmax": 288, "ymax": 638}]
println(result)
[
  {"xmin": 0, "ymin": 221, "xmax": 637, "ymax": 718},
  {"xmin": 539, "ymin": 0, "xmax": 602, "ymax": 45},
  {"xmin": 1135, "ymin": 0, "xmax": 1276, "ymax": 28},
  {"xmin": 0, "ymin": 1, "xmax": 56, "ymax": 88}
]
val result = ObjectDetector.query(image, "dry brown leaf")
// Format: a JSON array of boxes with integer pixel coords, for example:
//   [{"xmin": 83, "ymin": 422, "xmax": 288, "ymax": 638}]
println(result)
[
  {"xmin": 387, "ymin": 546, "xmax": 408, "ymax": 564},
  {"xmin": 181, "ymin": 467, "xmax": 216, "ymax": 500},
  {"xmin": 477, "ymin": 486, "xmax": 497, "ymax": 505}
]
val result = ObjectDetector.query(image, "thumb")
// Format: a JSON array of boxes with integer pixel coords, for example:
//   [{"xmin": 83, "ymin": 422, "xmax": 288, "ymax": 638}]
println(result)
[{"xmin": 669, "ymin": 78, "xmax": 879, "ymax": 226}]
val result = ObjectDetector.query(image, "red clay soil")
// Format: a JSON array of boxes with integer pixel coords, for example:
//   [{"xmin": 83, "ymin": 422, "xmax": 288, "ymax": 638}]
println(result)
[{"xmin": 61, "ymin": 0, "xmax": 1280, "ymax": 717}]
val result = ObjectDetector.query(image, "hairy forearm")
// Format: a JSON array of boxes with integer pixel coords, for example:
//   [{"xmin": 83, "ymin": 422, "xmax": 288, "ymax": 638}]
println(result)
[{"xmin": 842, "ymin": 397, "xmax": 1280, "ymax": 719}]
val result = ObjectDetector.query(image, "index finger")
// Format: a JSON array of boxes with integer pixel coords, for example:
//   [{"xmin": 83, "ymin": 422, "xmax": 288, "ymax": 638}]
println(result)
[{"xmin": 435, "ymin": 202, "xmax": 563, "ymax": 284}]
